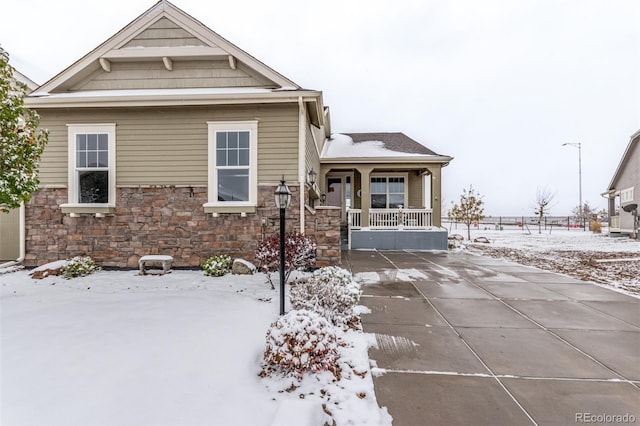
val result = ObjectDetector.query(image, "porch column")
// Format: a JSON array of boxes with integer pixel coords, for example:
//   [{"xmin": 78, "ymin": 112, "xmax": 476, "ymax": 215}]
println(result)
[
  {"xmin": 430, "ymin": 166, "xmax": 442, "ymax": 227},
  {"xmin": 356, "ymin": 166, "xmax": 373, "ymax": 227}
]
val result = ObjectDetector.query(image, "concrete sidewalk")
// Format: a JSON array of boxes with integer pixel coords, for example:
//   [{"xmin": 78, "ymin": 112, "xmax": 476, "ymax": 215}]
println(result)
[{"xmin": 343, "ymin": 250, "xmax": 640, "ymax": 426}]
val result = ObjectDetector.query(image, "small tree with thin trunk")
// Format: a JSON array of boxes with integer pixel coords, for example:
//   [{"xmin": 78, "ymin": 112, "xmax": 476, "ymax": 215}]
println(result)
[
  {"xmin": 0, "ymin": 46, "xmax": 48, "ymax": 213},
  {"xmin": 533, "ymin": 187, "xmax": 555, "ymax": 234},
  {"xmin": 572, "ymin": 201, "xmax": 595, "ymax": 230},
  {"xmin": 448, "ymin": 185, "xmax": 485, "ymax": 240}
]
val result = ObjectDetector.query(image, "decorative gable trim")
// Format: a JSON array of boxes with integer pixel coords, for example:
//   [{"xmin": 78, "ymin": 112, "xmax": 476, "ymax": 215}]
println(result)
[{"xmin": 32, "ymin": 0, "xmax": 299, "ymax": 96}]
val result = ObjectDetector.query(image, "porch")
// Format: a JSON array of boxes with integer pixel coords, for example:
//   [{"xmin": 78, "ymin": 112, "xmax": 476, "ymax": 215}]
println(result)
[
  {"xmin": 346, "ymin": 208, "xmax": 448, "ymax": 250},
  {"xmin": 610, "ymin": 215, "xmax": 621, "ymax": 232}
]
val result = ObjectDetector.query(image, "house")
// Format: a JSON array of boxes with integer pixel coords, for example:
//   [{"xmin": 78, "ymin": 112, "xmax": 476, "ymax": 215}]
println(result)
[
  {"xmin": 19, "ymin": 1, "xmax": 452, "ymax": 268},
  {"xmin": 0, "ymin": 65, "xmax": 39, "ymax": 266},
  {"xmin": 602, "ymin": 130, "xmax": 639, "ymax": 238}
]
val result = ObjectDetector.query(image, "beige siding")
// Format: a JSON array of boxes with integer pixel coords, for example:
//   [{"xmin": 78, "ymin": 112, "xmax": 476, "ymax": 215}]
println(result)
[
  {"xmin": 37, "ymin": 104, "xmax": 299, "ymax": 187},
  {"xmin": 123, "ymin": 17, "xmax": 206, "ymax": 48},
  {"xmin": 305, "ymin": 124, "xmax": 320, "ymax": 176},
  {"xmin": 407, "ymin": 173, "xmax": 425, "ymax": 208},
  {"xmin": 72, "ymin": 60, "xmax": 273, "ymax": 91},
  {"xmin": 0, "ymin": 208, "xmax": 20, "ymax": 261}
]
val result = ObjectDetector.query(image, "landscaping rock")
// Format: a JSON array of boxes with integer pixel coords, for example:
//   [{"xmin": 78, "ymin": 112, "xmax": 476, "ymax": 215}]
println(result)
[
  {"xmin": 473, "ymin": 237, "xmax": 490, "ymax": 244},
  {"xmin": 232, "ymin": 259, "xmax": 257, "ymax": 275}
]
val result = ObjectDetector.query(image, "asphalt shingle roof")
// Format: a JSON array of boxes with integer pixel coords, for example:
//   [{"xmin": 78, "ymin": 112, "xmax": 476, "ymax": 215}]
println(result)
[{"xmin": 343, "ymin": 132, "xmax": 439, "ymax": 156}]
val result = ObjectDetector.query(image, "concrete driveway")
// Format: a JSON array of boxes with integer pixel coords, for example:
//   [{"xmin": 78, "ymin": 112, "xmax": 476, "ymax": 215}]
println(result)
[{"xmin": 343, "ymin": 250, "xmax": 640, "ymax": 426}]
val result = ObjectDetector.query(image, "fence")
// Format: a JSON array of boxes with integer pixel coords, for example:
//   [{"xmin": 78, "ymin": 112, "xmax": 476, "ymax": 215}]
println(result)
[{"xmin": 443, "ymin": 216, "xmax": 590, "ymax": 231}]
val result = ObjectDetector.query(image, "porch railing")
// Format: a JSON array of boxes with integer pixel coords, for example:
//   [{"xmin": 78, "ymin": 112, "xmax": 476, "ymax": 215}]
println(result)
[
  {"xmin": 347, "ymin": 208, "xmax": 433, "ymax": 230},
  {"xmin": 611, "ymin": 215, "xmax": 620, "ymax": 230}
]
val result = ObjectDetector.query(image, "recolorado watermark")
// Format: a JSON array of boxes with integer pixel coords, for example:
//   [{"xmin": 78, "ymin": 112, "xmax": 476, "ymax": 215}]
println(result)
[{"xmin": 575, "ymin": 413, "xmax": 636, "ymax": 423}]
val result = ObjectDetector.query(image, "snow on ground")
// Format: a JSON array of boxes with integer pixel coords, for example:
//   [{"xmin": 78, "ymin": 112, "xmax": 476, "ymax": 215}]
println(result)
[
  {"xmin": 0, "ymin": 268, "xmax": 389, "ymax": 426},
  {"xmin": 2, "ymin": 228, "xmax": 636, "ymax": 424},
  {"xmin": 457, "ymin": 228, "xmax": 640, "ymax": 294}
]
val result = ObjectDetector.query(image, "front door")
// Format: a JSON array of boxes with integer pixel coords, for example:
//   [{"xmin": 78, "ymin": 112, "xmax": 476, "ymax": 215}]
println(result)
[{"xmin": 326, "ymin": 174, "xmax": 352, "ymax": 221}]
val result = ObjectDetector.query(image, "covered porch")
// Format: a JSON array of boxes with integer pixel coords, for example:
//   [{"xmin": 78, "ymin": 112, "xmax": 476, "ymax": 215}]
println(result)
[
  {"xmin": 346, "ymin": 207, "xmax": 447, "ymax": 250},
  {"xmin": 319, "ymin": 133, "xmax": 453, "ymax": 251}
]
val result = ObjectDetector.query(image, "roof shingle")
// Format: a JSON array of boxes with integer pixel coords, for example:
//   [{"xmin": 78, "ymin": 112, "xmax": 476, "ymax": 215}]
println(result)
[{"xmin": 344, "ymin": 132, "xmax": 439, "ymax": 156}]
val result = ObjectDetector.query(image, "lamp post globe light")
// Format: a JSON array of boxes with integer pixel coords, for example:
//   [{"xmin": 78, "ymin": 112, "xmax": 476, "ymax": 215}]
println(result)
[
  {"xmin": 274, "ymin": 176, "xmax": 292, "ymax": 315},
  {"xmin": 562, "ymin": 142, "xmax": 584, "ymax": 231}
]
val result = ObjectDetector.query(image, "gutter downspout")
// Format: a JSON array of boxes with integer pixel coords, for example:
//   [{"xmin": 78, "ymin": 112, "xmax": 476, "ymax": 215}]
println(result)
[
  {"xmin": 298, "ymin": 96, "xmax": 305, "ymax": 234},
  {"xmin": 0, "ymin": 203, "xmax": 25, "ymax": 269}
]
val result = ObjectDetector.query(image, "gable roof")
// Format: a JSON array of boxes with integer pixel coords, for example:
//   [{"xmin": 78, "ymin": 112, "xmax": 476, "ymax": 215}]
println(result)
[
  {"xmin": 321, "ymin": 132, "xmax": 452, "ymax": 165},
  {"xmin": 30, "ymin": 0, "xmax": 303, "ymax": 98},
  {"xmin": 607, "ymin": 129, "xmax": 640, "ymax": 190},
  {"xmin": 11, "ymin": 67, "xmax": 38, "ymax": 92}
]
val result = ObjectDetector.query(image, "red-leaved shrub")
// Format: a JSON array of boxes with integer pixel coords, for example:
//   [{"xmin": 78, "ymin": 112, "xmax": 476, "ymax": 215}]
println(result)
[
  {"xmin": 254, "ymin": 231, "xmax": 317, "ymax": 288},
  {"xmin": 262, "ymin": 309, "xmax": 339, "ymax": 379}
]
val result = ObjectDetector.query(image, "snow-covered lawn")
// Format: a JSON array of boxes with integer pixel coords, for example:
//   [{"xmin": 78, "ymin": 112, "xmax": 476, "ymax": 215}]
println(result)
[
  {"xmin": 3, "ymin": 229, "xmax": 636, "ymax": 425},
  {"xmin": 459, "ymin": 228, "xmax": 640, "ymax": 294},
  {"xmin": 0, "ymin": 269, "xmax": 389, "ymax": 426}
]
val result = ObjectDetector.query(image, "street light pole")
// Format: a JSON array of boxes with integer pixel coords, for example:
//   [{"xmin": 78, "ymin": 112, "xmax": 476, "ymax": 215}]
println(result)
[{"xmin": 562, "ymin": 142, "xmax": 584, "ymax": 230}]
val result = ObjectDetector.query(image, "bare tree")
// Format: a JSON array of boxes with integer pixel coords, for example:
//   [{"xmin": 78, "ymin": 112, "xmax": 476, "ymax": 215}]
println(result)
[
  {"xmin": 533, "ymin": 187, "xmax": 555, "ymax": 234},
  {"xmin": 448, "ymin": 185, "xmax": 485, "ymax": 240},
  {"xmin": 572, "ymin": 201, "xmax": 596, "ymax": 229}
]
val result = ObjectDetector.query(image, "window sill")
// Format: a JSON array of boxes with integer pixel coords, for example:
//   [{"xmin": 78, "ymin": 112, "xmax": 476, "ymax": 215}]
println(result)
[
  {"xmin": 60, "ymin": 204, "xmax": 116, "ymax": 215},
  {"xmin": 203, "ymin": 203, "xmax": 256, "ymax": 215}
]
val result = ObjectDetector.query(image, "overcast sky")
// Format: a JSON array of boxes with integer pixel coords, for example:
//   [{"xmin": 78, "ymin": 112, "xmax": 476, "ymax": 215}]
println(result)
[{"xmin": 2, "ymin": 0, "xmax": 639, "ymax": 216}]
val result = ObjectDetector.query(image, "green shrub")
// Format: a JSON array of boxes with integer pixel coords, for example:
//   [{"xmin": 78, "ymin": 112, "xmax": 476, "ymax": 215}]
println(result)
[
  {"xmin": 61, "ymin": 256, "xmax": 101, "ymax": 279},
  {"xmin": 201, "ymin": 255, "xmax": 232, "ymax": 277}
]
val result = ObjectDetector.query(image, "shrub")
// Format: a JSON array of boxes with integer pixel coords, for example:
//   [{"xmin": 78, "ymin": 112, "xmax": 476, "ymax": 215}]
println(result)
[
  {"xmin": 201, "ymin": 254, "xmax": 232, "ymax": 277},
  {"xmin": 290, "ymin": 266, "xmax": 362, "ymax": 328},
  {"xmin": 262, "ymin": 309, "xmax": 339, "ymax": 379},
  {"xmin": 254, "ymin": 231, "xmax": 317, "ymax": 288},
  {"xmin": 590, "ymin": 220, "xmax": 602, "ymax": 234},
  {"xmin": 61, "ymin": 256, "xmax": 101, "ymax": 279}
]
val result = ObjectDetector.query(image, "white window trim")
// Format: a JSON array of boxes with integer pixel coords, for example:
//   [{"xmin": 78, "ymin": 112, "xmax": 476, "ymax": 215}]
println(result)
[
  {"xmin": 204, "ymin": 121, "xmax": 258, "ymax": 210},
  {"xmin": 621, "ymin": 187, "xmax": 635, "ymax": 204},
  {"xmin": 62, "ymin": 123, "xmax": 116, "ymax": 209},
  {"xmin": 370, "ymin": 173, "xmax": 409, "ymax": 208}
]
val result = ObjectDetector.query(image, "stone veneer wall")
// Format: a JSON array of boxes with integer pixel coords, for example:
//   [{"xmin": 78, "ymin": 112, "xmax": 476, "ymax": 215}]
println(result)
[{"xmin": 24, "ymin": 186, "xmax": 341, "ymax": 268}]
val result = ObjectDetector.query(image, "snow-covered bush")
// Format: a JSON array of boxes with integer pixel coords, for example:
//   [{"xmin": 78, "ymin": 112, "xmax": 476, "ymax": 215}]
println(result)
[
  {"xmin": 254, "ymin": 231, "xmax": 317, "ymax": 288},
  {"xmin": 61, "ymin": 256, "xmax": 101, "ymax": 279},
  {"xmin": 290, "ymin": 266, "xmax": 362, "ymax": 328},
  {"xmin": 201, "ymin": 255, "xmax": 232, "ymax": 277},
  {"xmin": 263, "ymin": 309, "xmax": 339, "ymax": 379}
]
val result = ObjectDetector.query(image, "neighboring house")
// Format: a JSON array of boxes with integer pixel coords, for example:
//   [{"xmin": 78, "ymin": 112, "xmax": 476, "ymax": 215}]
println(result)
[
  {"xmin": 22, "ymin": 1, "xmax": 452, "ymax": 268},
  {"xmin": 0, "ymin": 66, "xmax": 38, "ymax": 265},
  {"xmin": 602, "ymin": 129, "xmax": 639, "ymax": 238}
]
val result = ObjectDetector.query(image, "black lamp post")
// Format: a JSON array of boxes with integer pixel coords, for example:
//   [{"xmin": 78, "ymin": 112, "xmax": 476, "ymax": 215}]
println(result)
[{"xmin": 274, "ymin": 176, "xmax": 292, "ymax": 315}]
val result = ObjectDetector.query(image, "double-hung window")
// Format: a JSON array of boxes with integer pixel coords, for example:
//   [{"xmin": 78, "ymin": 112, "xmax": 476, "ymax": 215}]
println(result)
[
  {"xmin": 371, "ymin": 176, "xmax": 406, "ymax": 208},
  {"xmin": 206, "ymin": 121, "xmax": 258, "ymax": 212},
  {"xmin": 65, "ymin": 124, "xmax": 116, "ymax": 209}
]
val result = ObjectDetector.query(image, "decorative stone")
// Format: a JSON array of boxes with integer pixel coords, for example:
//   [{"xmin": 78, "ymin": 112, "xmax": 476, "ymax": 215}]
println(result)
[
  {"xmin": 24, "ymin": 186, "xmax": 341, "ymax": 268},
  {"xmin": 473, "ymin": 236, "xmax": 490, "ymax": 244},
  {"xmin": 232, "ymin": 258, "xmax": 257, "ymax": 275},
  {"xmin": 138, "ymin": 255, "xmax": 174, "ymax": 275}
]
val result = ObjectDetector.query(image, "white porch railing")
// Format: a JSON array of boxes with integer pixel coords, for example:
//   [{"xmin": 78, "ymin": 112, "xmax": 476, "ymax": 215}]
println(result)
[
  {"xmin": 348, "ymin": 209, "xmax": 362, "ymax": 229},
  {"xmin": 347, "ymin": 208, "xmax": 433, "ymax": 230},
  {"xmin": 611, "ymin": 215, "xmax": 620, "ymax": 230}
]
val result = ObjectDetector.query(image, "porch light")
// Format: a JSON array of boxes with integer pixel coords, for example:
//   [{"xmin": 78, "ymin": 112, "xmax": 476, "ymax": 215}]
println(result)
[
  {"xmin": 274, "ymin": 176, "xmax": 291, "ymax": 315},
  {"xmin": 308, "ymin": 168, "xmax": 317, "ymax": 186}
]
